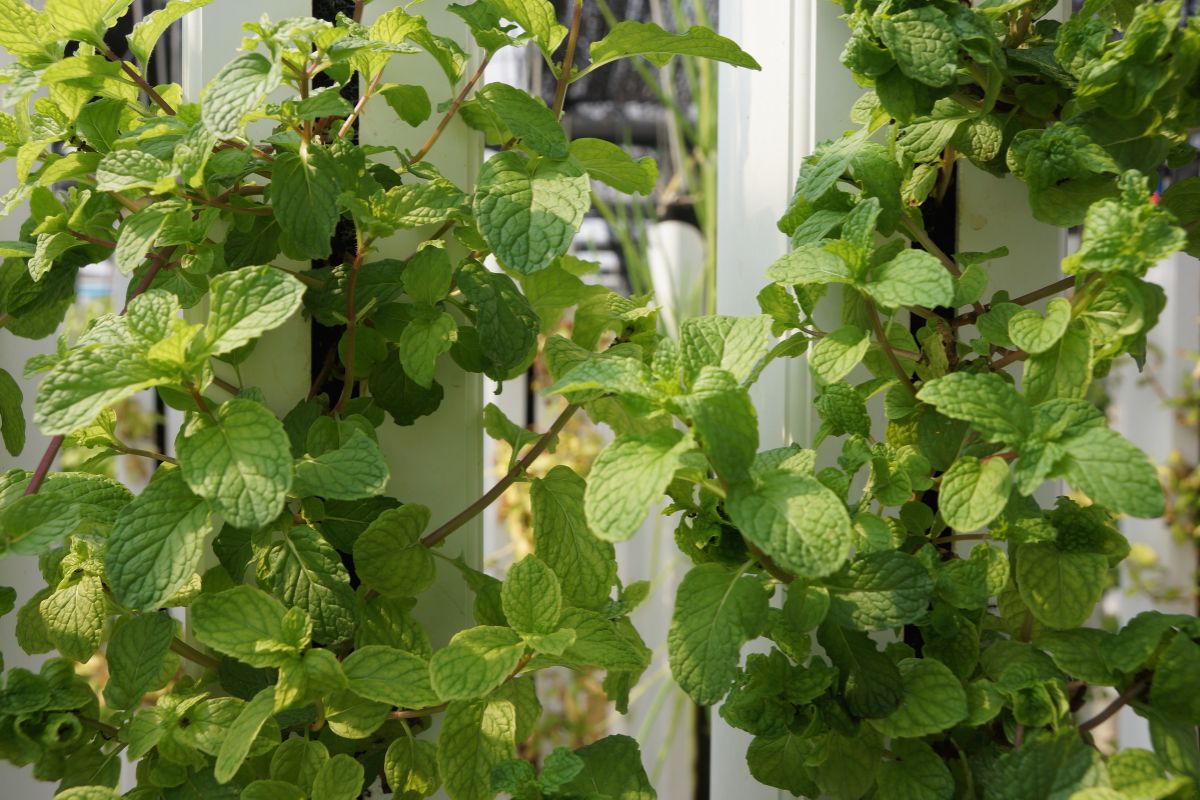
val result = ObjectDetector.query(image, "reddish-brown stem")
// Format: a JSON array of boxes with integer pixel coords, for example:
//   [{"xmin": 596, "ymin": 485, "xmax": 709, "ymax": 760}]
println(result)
[
  {"xmin": 353, "ymin": 0, "xmax": 366, "ymax": 23},
  {"xmin": 1078, "ymin": 677, "xmax": 1148, "ymax": 735},
  {"xmin": 866, "ymin": 299, "xmax": 917, "ymax": 396},
  {"xmin": 105, "ymin": 48, "xmax": 176, "ymax": 115},
  {"xmin": 338, "ymin": 70, "xmax": 385, "ymax": 139},
  {"xmin": 121, "ymin": 247, "xmax": 176, "ymax": 313},
  {"xmin": 188, "ymin": 384, "xmax": 214, "ymax": 418},
  {"xmin": 24, "ymin": 435, "xmax": 65, "ymax": 496},
  {"xmin": 211, "ymin": 375, "xmax": 240, "ymax": 396},
  {"xmin": 333, "ymin": 247, "xmax": 370, "ymax": 416},
  {"xmin": 421, "ymin": 404, "xmax": 580, "ymax": 548},
  {"xmin": 116, "ymin": 446, "xmax": 176, "ymax": 464},
  {"xmin": 68, "ymin": 230, "xmax": 116, "ymax": 248},
  {"xmin": 989, "ymin": 348, "xmax": 1029, "ymax": 371},
  {"xmin": 955, "ymin": 276, "xmax": 1076, "ymax": 328},
  {"xmin": 410, "ymin": 52, "xmax": 493, "ymax": 163},
  {"xmin": 552, "ymin": 0, "xmax": 584, "ymax": 118},
  {"xmin": 388, "ymin": 703, "xmax": 449, "ymax": 720}
]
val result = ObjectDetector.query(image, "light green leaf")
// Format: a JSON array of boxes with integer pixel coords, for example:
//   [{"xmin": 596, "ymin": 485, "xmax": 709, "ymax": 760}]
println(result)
[
  {"xmin": 767, "ymin": 242, "xmax": 855, "ymax": 286},
  {"xmin": 1059, "ymin": 425, "xmax": 1163, "ymax": 518},
  {"xmin": 430, "ymin": 626, "xmax": 526, "ymax": 701},
  {"xmin": 214, "ymin": 687, "xmax": 276, "ymax": 783},
  {"xmin": 530, "ymin": 466, "xmax": 616, "ymax": 610},
  {"xmin": 483, "ymin": 0, "xmax": 566, "ymax": 57},
  {"xmin": 1008, "ymin": 297, "xmax": 1071, "ymax": 355},
  {"xmin": 384, "ymin": 736, "xmax": 440, "ymax": 800},
  {"xmin": 40, "ymin": 573, "xmax": 105, "ymax": 662},
  {"xmin": 352, "ymin": 505, "xmax": 436, "ymax": 599},
  {"xmin": 95, "ymin": 149, "xmax": 173, "ymax": 193},
  {"xmin": 192, "ymin": 585, "xmax": 307, "ymax": 667},
  {"xmin": 260, "ymin": 525, "xmax": 356, "ymax": 645},
  {"xmin": 668, "ymin": 563, "xmax": 769, "ymax": 705},
  {"xmin": 177, "ymin": 398, "xmax": 292, "ymax": 529},
  {"xmin": 203, "ymin": 265, "xmax": 305, "ymax": 357},
  {"xmin": 501, "ymin": 554, "xmax": 562, "ymax": 636},
  {"xmin": 310, "ymin": 754, "xmax": 362, "ymax": 800},
  {"xmin": 824, "ymin": 551, "xmax": 934, "ymax": 631},
  {"xmin": 323, "ymin": 688, "xmax": 390, "ymax": 739},
  {"xmin": 870, "ymin": 658, "xmax": 967, "ymax": 737},
  {"xmin": 569, "ymin": 138, "xmax": 658, "ymax": 195},
  {"xmin": 671, "ymin": 367, "xmax": 758, "ymax": 481},
  {"xmin": 475, "ymin": 82, "xmax": 567, "ymax": 157},
  {"xmin": 202, "ymin": 52, "xmax": 281, "ymax": 139},
  {"xmin": 916, "ymin": 372, "xmax": 1032, "ymax": 444},
  {"xmin": 864, "ymin": 249, "xmax": 955, "ymax": 310},
  {"xmin": 45, "ymin": 0, "xmax": 133, "ymax": 45},
  {"xmin": 380, "ymin": 83, "xmax": 432, "ymax": 127},
  {"xmin": 940, "ymin": 456, "xmax": 1011, "ymax": 532},
  {"xmin": 114, "ymin": 204, "xmax": 169, "ymax": 276},
  {"xmin": 727, "ymin": 468, "xmax": 853, "ymax": 580},
  {"xmin": 809, "ymin": 325, "xmax": 869, "ymax": 384},
  {"xmin": 106, "ymin": 466, "xmax": 212, "ymax": 610},
  {"xmin": 473, "ymin": 151, "xmax": 590, "ymax": 274},
  {"xmin": 584, "ymin": 428, "xmax": 693, "ymax": 542},
  {"xmin": 438, "ymin": 696, "xmax": 517, "ymax": 800},
  {"xmin": 293, "ymin": 429, "xmax": 390, "ymax": 501},
  {"xmin": 584, "ymin": 21, "xmax": 760, "ymax": 76},
  {"xmin": 875, "ymin": 6, "xmax": 959, "ymax": 87},
  {"xmin": 398, "ymin": 310, "xmax": 456, "ymax": 388},
  {"xmin": 342, "ymin": 646, "xmax": 438, "ymax": 709},
  {"xmin": 678, "ymin": 314, "xmax": 772, "ymax": 386},
  {"xmin": 1016, "ymin": 542, "xmax": 1107, "ymax": 629},
  {"xmin": 271, "ymin": 149, "xmax": 340, "ymax": 261},
  {"xmin": 104, "ymin": 611, "xmax": 175, "ymax": 709},
  {"xmin": 128, "ymin": 0, "xmax": 211, "ymax": 63}
]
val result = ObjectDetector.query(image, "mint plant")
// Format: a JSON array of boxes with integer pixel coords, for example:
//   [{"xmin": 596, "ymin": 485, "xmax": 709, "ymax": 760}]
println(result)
[{"xmin": 0, "ymin": 1, "xmax": 1199, "ymax": 799}]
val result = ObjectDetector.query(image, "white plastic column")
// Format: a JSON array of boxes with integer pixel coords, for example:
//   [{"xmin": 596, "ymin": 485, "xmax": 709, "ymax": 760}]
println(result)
[{"xmin": 182, "ymin": 0, "xmax": 484, "ymax": 643}]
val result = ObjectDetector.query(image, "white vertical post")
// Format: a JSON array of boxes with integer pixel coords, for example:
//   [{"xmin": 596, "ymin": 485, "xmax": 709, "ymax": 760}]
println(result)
[{"xmin": 714, "ymin": 1, "xmax": 859, "ymax": 796}]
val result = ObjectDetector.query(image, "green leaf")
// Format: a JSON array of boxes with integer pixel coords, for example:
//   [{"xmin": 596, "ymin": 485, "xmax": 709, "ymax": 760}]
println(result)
[
  {"xmin": 202, "ymin": 265, "xmax": 305, "ymax": 357},
  {"xmin": 863, "ymin": 249, "xmax": 954, "ymax": 310},
  {"xmin": 1015, "ymin": 542, "xmax": 1107, "ymax": 629},
  {"xmin": 260, "ymin": 525, "xmax": 356, "ymax": 645},
  {"xmin": 985, "ymin": 731, "xmax": 1105, "ymax": 800},
  {"xmin": 569, "ymin": 138, "xmax": 658, "ymax": 195},
  {"xmin": 936, "ymin": 543, "xmax": 1009, "ymax": 610},
  {"xmin": 40, "ymin": 573, "xmax": 105, "ymax": 662},
  {"xmin": 430, "ymin": 626, "xmax": 526, "ymax": 701},
  {"xmin": 727, "ymin": 468, "xmax": 853, "ymax": 579},
  {"xmin": 1059, "ymin": 425, "xmax": 1163, "ymax": 518},
  {"xmin": 192, "ymin": 585, "xmax": 307, "ymax": 667},
  {"xmin": 670, "ymin": 367, "xmax": 758, "ymax": 481},
  {"xmin": 561, "ymin": 735, "xmax": 655, "ymax": 800},
  {"xmin": 817, "ymin": 621, "xmax": 903, "ymax": 718},
  {"xmin": 473, "ymin": 151, "xmax": 590, "ymax": 274},
  {"xmin": 876, "ymin": 738, "xmax": 955, "ymax": 800},
  {"xmin": 870, "ymin": 658, "xmax": 967, "ymax": 737},
  {"xmin": 177, "ymin": 398, "xmax": 292, "ymax": 529},
  {"xmin": 584, "ymin": 21, "xmax": 760, "ymax": 75},
  {"xmin": 106, "ymin": 466, "xmax": 212, "ymax": 610},
  {"xmin": 397, "ymin": 310, "xmax": 456, "ymax": 388},
  {"xmin": 114, "ymin": 204, "xmax": 169, "ymax": 276},
  {"xmin": 352, "ymin": 505, "xmax": 436, "ymax": 599},
  {"xmin": 502, "ymin": 555, "xmax": 562, "ymax": 636},
  {"xmin": 483, "ymin": 0, "xmax": 566, "ymax": 57},
  {"xmin": 875, "ymin": 6, "xmax": 959, "ymax": 87},
  {"xmin": 342, "ymin": 646, "xmax": 438, "ymax": 709},
  {"xmin": 214, "ymin": 687, "xmax": 276, "ymax": 783},
  {"xmin": 271, "ymin": 149, "xmax": 340, "ymax": 261},
  {"xmin": 95, "ymin": 149, "xmax": 173, "ymax": 193},
  {"xmin": 128, "ymin": 0, "xmax": 211, "ymax": 63},
  {"xmin": 825, "ymin": 551, "xmax": 934, "ymax": 631},
  {"xmin": 402, "ymin": 245, "xmax": 453, "ymax": 305},
  {"xmin": 1024, "ymin": 322, "xmax": 1093, "ymax": 405},
  {"xmin": 380, "ymin": 83, "xmax": 432, "ymax": 127},
  {"xmin": 1008, "ymin": 298, "xmax": 1071, "ymax": 355},
  {"xmin": 0, "ymin": 367, "xmax": 25, "ymax": 456},
  {"xmin": 104, "ymin": 612, "xmax": 175, "ymax": 709},
  {"xmin": 474, "ymin": 83, "xmax": 567, "ymax": 157},
  {"xmin": 438, "ymin": 696, "xmax": 517, "ymax": 800},
  {"xmin": 766, "ymin": 242, "xmax": 855, "ymax": 287},
  {"xmin": 584, "ymin": 428, "xmax": 693, "ymax": 542},
  {"xmin": 678, "ymin": 315, "xmax": 772, "ymax": 386},
  {"xmin": 45, "ymin": 0, "xmax": 132, "ymax": 45},
  {"xmin": 323, "ymin": 688, "xmax": 390, "ymax": 739},
  {"xmin": 203, "ymin": 53, "xmax": 281, "ymax": 139},
  {"xmin": 293, "ymin": 429, "xmax": 390, "ymax": 500},
  {"xmin": 311, "ymin": 755, "xmax": 363, "ymax": 800},
  {"xmin": 809, "ymin": 325, "xmax": 869, "ymax": 384},
  {"xmin": 917, "ymin": 372, "xmax": 1031, "ymax": 444},
  {"xmin": 384, "ymin": 735, "xmax": 440, "ymax": 800},
  {"xmin": 668, "ymin": 563, "xmax": 769, "ymax": 705},
  {"xmin": 456, "ymin": 260, "xmax": 540, "ymax": 379},
  {"xmin": 940, "ymin": 456, "xmax": 1011, "ymax": 532},
  {"xmin": 530, "ymin": 466, "xmax": 616, "ymax": 610}
]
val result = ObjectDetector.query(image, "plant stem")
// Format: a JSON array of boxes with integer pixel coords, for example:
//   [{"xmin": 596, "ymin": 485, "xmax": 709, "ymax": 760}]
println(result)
[
  {"xmin": 78, "ymin": 716, "xmax": 121, "ymax": 739},
  {"xmin": 68, "ymin": 230, "xmax": 117, "ymax": 248},
  {"xmin": 333, "ymin": 246, "xmax": 370, "ymax": 416},
  {"xmin": 188, "ymin": 384, "xmax": 214, "ymax": 418},
  {"xmin": 930, "ymin": 533, "xmax": 990, "ymax": 544},
  {"xmin": 211, "ymin": 375, "xmax": 241, "ymax": 396},
  {"xmin": 410, "ymin": 53, "xmax": 493, "ymax": 164},
  {"xmin": 421, "ymin": 404, "xmax": 580, "ymax": 548},
  {"xmin": 866, "ymin": 299, "xmax": 917, "ymax": 396},
  {"xmin": 353, "ymin": 0, "xmax": 366, "ymax": 23},
  {"xmin": 338, "ymin": 70, "xmax": 385, "ymax": 138},
  {"xmin": 1078, "ymin": 677, "xmax": 1148, "ymax": 735},
  {"xmin": 24, "ymin": 435, "xmax": 65, "ymax": 496},
  {"xmin": 121, "ymin": 246, "xmax": 176, "ymax": 314},
  {"xmin": 388, "ymin": 702, "xmax": 449, "ymax": 720},
  {"xmin": 989, "ymin": 348, "xmax": 1029, "ymax": 371},
  {"xmin": 105, "ymin": 48, "xmax": 176, "ymax": 116},
  {"xmin": 954, "ymin": 276, "xmax": 1076, "ymax": 327},
  {"xmin": 901, "ymin": 215, "xmax": 961, "ymax": 277},
  {"xmin": 116, "ymin": 446, "xmax": 176, "ymax": 464},
  {"xmin": 744, "ymin": 540, "xmax": 794, "ymax": 584},
  {"xmin": 170, "ymin": 637, "xmax": 221, "ymax": 670},
  {"xmin": 552, "ymin": 0, "xmax": 584, "ymax": 119}
]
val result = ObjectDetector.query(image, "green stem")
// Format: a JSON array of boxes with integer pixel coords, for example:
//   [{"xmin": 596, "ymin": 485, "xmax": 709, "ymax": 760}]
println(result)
[
  {"xmin": 170, "ymin": 637, "xmax": 221, "ymax": 670},
  {"xmin": 866, "ymin": 299, "xmax": 917, "ymax": 396},
  {"xmin": 333, "ymin": 244, "xmax": 371, "ymax": 416},
  {"xmin": 338, "ymin": 70, "xmax": 385, "ymax": 139},
  {"xmin": 78, "ymin": 716, "xmax": 120, "ymax": 739}
]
